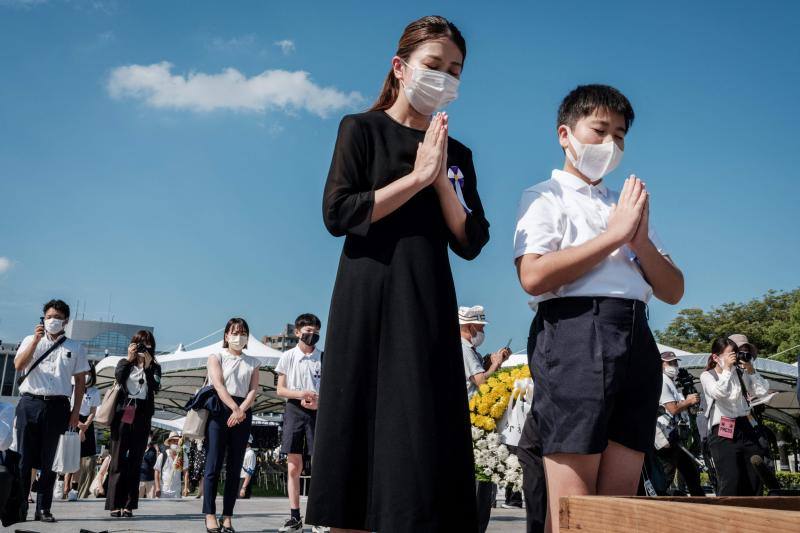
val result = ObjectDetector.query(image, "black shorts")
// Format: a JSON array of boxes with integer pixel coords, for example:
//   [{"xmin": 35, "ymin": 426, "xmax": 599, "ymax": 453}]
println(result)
[
  {"xmin": 528, "ymin": 297, "xmax": 661, "ymax": 456},
  {"xmin": 281, "ymin": 400, "xmax": 317, "ymax": 456}
]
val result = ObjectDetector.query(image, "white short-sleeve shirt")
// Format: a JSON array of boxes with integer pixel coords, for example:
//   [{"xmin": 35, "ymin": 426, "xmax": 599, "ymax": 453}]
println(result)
[
  {"xmin": 462, "ymin": 338, "xmax": 484, "ymax": 399},
  {"xmin": 213, "ymin": 352, "xmax": 260, "ymax": 398},
  {"xmin": 513, "ymin": 169, "xmax": 669, "ymax": 309},
  {"xmin": 659, "ymin": 374, "xmax": 688, "ymax": 423},
  {"xmin": 16, "ymin": 335, "xmax": 90, "ymax": 397},
  {"xmin": 275, "ymin": 346, "xmax": 322, "ymax": 395},
  {"xmin": 70, "ymin": 383, "xmax": 101, "ymax": 416},
  {"xmin": 241, "ymin": 447, "xmax": 256, "ymax": 478},
  {"xmin": 154, "ymin": 449, "xmax": 188, "ymax": 498}
]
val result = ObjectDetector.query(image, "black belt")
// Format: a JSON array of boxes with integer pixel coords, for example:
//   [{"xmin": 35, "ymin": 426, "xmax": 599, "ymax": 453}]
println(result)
[{"xmin": 22, "ymin": 392, "xmax": 68, "ymax": 401}]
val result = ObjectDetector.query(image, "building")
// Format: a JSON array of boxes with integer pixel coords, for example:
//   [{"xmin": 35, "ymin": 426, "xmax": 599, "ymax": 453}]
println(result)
[
  {"xmin": 262, "ymin": 324, "xmax": 298, "ymax": 352},
  {"xmin": 66, "ymin": 319, "xmax": 154, "ymax": 360},
  {"xmin": 0, "ymin": 340, "xmax": 21, "ymax": 398}
]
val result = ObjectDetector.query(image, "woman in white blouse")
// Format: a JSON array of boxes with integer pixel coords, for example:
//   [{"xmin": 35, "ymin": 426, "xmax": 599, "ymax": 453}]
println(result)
[
  {"xmin": 202, "ymin": 318, "xmax": 260, "ymax": 533},
  {"xmin": 700, "ymin": 337, "xmax": 770, "ymax": 495}
]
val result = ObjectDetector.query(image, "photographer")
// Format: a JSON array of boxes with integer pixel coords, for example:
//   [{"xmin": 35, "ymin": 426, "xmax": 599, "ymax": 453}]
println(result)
[
  {"xmin": 700, "ymin": 336, "xmax": 770, "ymax": 496},
  {"xmin": 460, "ymin": 305, "xmax": 511, "ymax": 399},
  {"xmin": 655, "ymin": 352, "xmax": 704, "ymax": 496},
  {"xmin": 106, "ymin": 331, "xmax": 161, "ymax": 517}
]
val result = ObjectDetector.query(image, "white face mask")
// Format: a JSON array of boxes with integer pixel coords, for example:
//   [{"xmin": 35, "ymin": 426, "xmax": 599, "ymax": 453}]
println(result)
[
  {"xmin": 170, "ymin": 444, "xmax": 178, "ymax": 452},
  {"xmin": 228, "ymin": 334, "xmax": 247, "ymax": 351},
  {"xmin": 401, "ymin": 59, "xmax": 460, "ymax": 116},
  {"xmin": 472, "ymin": 331, "xmax": 485, "ymax": 348},
  {"xmin": 565, "ymin": 128, "xmax": 623, "ymax": 182},
  {"xmin": 44, "ymin": 318, "xmax": 65, "ymax": 335},
  {"xmin": 663, "ymin": 366, "xmax": 679, "ymax": 380}
]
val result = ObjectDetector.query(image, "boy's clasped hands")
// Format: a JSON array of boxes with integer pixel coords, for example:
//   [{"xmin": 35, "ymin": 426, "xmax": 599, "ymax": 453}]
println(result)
[{"xmin": 608, "ymin": 175, "xmax": 651, "ymax": 253}]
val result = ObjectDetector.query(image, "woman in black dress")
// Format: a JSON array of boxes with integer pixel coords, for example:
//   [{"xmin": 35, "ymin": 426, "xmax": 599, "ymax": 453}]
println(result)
[{"xmin": 306, "ymin": 16, "xmax": 489, "ymax": 533}]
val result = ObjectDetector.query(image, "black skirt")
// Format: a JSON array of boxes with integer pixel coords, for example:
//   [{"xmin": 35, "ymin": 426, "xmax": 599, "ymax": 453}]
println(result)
[{"xmin": 306, "ymin": 111, "xmax": 490, "ymax": 532}]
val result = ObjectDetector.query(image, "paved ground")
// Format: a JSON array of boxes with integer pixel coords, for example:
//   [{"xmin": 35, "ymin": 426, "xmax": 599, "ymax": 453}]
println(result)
[{"xmin": 8, "ymin": 497, "xmax": 526, "ymax": 532}]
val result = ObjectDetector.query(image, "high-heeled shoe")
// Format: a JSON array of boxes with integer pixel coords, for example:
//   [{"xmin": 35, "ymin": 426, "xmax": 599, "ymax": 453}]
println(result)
[{"xmin": 205, "ymin": 516, "xmax": 221, "ymax": 533}]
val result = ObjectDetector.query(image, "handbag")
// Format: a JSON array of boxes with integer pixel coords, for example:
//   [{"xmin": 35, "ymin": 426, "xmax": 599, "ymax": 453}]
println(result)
[
  {"xmin": 182, "ymin": 409, "xmax": 209, "ymax": 440},
  {"xmin": 182, "ymin": 355, "xmax": 226, "ymax": 439},
  {"xmin": 94, "ymin": 383, "xmax": 121, "ymax": 427},
  {"xmin": 52, "ymin": 429, "xmax": 80, "ymax": 474}
]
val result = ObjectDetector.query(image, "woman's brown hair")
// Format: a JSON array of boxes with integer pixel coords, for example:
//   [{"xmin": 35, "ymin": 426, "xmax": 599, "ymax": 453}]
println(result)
[
  {"xmin": 704, "ymin": 337, "xmax": 738, "ymax": 371},
  {"xmin": 131, "ymin": 330, "xmax": 157, "ymax": 362},
  {"xmin": 369, "ymin": 15, "xmax": 466, "ymax": 112}
]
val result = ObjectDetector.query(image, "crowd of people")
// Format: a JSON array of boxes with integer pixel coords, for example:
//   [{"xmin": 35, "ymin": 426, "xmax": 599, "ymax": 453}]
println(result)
[{"xmin": 0, "ymin": 13, "xmax": 789, "ymax": 533}]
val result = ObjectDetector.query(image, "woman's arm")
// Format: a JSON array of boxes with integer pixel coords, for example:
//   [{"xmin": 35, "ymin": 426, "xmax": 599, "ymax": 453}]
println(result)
[
  {"xmin": 208, "ymin": 355, "xmax": 240, "ymax": 412},
  {"xmin": 238, "ymin": 364, "xmax": 261, "ymax": 412},
  {"xmin": 743, "ymin": 367, "xmax": 770, "ymax": 397},
  {"xmin": 700, "ymin": 369, "xmax": 741, "ymax": 402}
]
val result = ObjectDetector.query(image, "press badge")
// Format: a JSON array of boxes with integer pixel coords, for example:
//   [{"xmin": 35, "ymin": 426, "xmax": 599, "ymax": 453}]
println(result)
[{"xmin": 718, "ymin": 416, "xmax": 736, "ymax": 439}]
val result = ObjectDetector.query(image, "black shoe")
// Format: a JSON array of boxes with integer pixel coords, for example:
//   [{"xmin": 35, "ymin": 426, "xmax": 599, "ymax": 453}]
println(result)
[
  {"xmin": 110, "ymin": 510, "xmax": 122, "ymax": 517},
  {"xmin": 279, "ymin": 517, "xmax": 303, "ymax": 532},
  {"xmin": 206, "ymin": 516, "xmax": 221, "ymax": 533},
  {"xmin": 221, "ymin": 526, "xmax": 236, "ymax": 533},
  {"xmin": 123, "ymin": 509, "xmax": 134, "ymax": 517},
  {"xmin": 34, "ymin": 510, "xmax": 56, "ymax": 522}
]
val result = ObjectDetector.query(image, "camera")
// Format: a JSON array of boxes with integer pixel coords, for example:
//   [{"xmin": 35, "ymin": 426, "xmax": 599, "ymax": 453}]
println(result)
[
  {"xmin": 136, "ymin": 343, "xmax": 151, "ymax": 355},
  {"xmin": 736, "ymin": 350, "xmax": 754, "ymax": 364},
  {"xmin": 675, "ymin": 368, "xmax": 702, "ymax": 415}
]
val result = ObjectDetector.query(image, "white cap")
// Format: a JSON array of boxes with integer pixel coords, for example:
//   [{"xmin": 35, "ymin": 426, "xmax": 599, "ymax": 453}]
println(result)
[{"xmin": 459, "ymin": 305, "xmax": 488, "ymax": 325}]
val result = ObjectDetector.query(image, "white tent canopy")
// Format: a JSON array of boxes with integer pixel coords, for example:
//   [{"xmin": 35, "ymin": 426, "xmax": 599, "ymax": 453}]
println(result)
[{"xmin": 95, "ymin": 335, "xmax": 285, "ymax": 418}]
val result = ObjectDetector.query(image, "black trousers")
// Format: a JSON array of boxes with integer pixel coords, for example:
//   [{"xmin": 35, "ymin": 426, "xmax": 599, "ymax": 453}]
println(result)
[
  {"xmin": 708, "ymin": 419, "xmax": 764, "ymax": 496},
  {"xmin": 203, "ymin": 399, "xmax": 252, "ymax": 516},
  {"xmin": 516, "ymin": 412, "xmax": 548, "ymax": 533},
  {"xmin": 105, "ymin": 402, "xmax": 151, "ymax": 510},
  {"xmin": 15, "ymin": 394, "xmax": 70, "ymax": 515},
  {"xmin": 655, "ymin": 445, "xmax": 704, "ymax": 496}
]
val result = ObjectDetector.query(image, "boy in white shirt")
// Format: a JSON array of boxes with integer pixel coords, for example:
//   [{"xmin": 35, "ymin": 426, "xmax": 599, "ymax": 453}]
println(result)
[
  {"xmin": 514, "ymin": 85, "xmax": 684, "ymax": 531},
  {"xmin": 275, "ymin": 313, "xmax": 322, "ymax": 532}
]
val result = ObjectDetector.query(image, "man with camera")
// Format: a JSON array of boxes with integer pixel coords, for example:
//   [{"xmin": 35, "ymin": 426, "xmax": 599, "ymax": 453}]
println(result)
[
  {"xmin": 460, "ymin": 305, "xmax": 511, "ymax": 399},
  {"xmin": 13, "ymin": 299, "xmax": 89, "ymax": 523},
  {"xmin": 654, "ymin": 351, "xmax": 704, "ymax": 496}
]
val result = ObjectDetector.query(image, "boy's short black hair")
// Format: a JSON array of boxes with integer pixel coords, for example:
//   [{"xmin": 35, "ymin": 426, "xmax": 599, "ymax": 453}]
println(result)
[
  {"xmin": 557, "ymin": 84, "xmax": 635, "ymax": 132},
  {"xmin": 295, "ymin": 313, "xmax": 321, "ymax": 330},
  {"xmin": 43, "ymin": 299, "xmax": 70, "ymax": 320}
]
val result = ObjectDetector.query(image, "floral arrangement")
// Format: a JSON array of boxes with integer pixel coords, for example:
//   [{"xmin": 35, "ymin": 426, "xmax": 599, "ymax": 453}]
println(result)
[
  {"xmin": 468, "ymin": 365, "xmax": 531, "ymax": 431},
  {"xmin": 468, "ymin": 365, "xmax": 531, "ymax": 490}
]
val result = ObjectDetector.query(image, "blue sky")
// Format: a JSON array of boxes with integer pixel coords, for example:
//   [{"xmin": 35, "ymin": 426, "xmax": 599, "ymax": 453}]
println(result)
[{"xmin": 1, "ymin": 0, "xmax": 798, "ymax": 354}]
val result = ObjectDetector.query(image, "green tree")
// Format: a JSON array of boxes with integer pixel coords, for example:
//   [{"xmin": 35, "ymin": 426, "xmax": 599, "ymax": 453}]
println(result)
[{"xmin": 655, "ymin": 288, "xmax": 800, "ymax": 363}]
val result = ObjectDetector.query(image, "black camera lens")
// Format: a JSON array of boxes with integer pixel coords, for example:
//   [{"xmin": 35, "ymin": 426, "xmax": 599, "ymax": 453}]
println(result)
[{"xmin": 737, "ymin": 351, "xmax": 753, "ymax": 363}]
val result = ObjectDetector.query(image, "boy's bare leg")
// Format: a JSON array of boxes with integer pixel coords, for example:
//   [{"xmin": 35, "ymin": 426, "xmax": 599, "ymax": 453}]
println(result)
[
  {"xmin": 543, "ymin": 453, "xmax": 601, "ymax": 533},
  {"xmin": 287, "ymin": 453, "xmax": 303, "ymax": 510},
  {"xmin": 597, "ymin": 441, "xmax": 644, "ymax": 495}
]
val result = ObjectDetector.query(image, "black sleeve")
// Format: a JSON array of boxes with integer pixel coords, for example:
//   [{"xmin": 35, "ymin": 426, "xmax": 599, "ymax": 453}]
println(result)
[
  {"xmin": 150, "ymin": 363, "xmax": 162, "ymax": 394},
  {"xmin": 448, "ymin": 148, "xmax": 490, "ymax": 260},
  {"xmin": 322, "ymin": 115, "xmax": 374, "ymax": 238},
  {"xmin": 115, "ymin": 360, "xmax": 132, "ymax": 394}
]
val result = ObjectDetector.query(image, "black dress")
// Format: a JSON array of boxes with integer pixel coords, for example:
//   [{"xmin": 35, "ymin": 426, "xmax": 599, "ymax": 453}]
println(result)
[{"xmin": 306, "ymin": 111, "xmax": 490, "ymax": 532}]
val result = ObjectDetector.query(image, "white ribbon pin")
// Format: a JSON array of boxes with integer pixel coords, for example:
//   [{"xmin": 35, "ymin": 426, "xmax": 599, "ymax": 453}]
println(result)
[{"xmin": 447, "ymin": 166, "xmax": 472, "ymax": 214}]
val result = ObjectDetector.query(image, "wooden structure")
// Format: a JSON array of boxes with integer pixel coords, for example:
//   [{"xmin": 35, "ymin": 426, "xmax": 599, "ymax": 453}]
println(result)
[{"xmin": 560, "ymin": 496, "xmax": 800, "ymax": 532}]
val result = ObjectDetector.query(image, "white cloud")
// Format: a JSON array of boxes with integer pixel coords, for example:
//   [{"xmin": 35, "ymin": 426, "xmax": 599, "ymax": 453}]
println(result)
[
  {"xmin": 107, "ymin": 62, "xmax": 362, "ymax": 117},
  {"xmin": 0, "ymin": 257, "xmax": 14, "ymax": 274},
  {"xmin": 209, "ymin": 34, "xmax": 257, "ymax": 51},
  {"xmin": 274, "ymin": 39, "xmax": 295, "ymax": 55}
]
